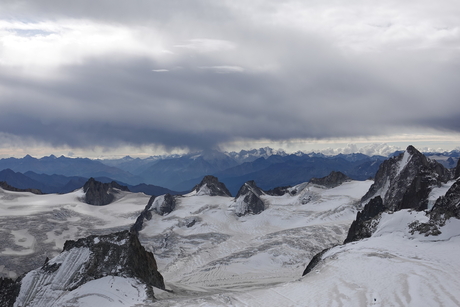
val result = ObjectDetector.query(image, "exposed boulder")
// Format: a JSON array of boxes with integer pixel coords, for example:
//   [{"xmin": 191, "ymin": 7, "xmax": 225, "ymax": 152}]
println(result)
[
  {"xmin": 13, "ymin": 230, "xmax": 164, "ymax": 306},
  {"xmin": 344, "ymin": 196, "xmax": 385, "ymax": 244},
  {"xmin": 83, "ymin": 178, "xmax": 129, "ymax": 206},
  {"xmin": 310, "ymin": 171, "xmax": 351, "ymax": 188},
  {"xmin": 190, "ymin": 175, "xmax": 232, "ymax": 197},
  {"xmin": 234, "ymin": 181, "xmax": 265, "ymax": 216},
  {"xmin": 0, "ymin": 181, "xmax": 43, "ymax": 195},
  {"xmin": 362, "ymin": 145, "xmax": 451, "ymax": 212}
]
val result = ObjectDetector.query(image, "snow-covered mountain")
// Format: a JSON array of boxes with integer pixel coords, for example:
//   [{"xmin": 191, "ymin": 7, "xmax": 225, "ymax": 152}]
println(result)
[{"xmin": 2, "ymin": 145, "xmax": 460, "ymax": 306}]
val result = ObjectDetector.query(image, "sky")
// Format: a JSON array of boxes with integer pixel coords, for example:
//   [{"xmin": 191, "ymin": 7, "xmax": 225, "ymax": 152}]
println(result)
[{"xmin": 0, "ymin": 0, "xmax": 459, "ymax": 158}]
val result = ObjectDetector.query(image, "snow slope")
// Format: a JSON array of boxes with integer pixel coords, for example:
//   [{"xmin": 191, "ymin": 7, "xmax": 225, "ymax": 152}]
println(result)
[
  {"xmin": 0, "ymin": 188, "xmax": 149, "ymax": 278},
  {"xmin": 138, "ymin": 180, "xmax": 372, "ymax": 298},
  {"xmin": 149, "ymin": 210, "xmax": 460, "ymax": 306}
]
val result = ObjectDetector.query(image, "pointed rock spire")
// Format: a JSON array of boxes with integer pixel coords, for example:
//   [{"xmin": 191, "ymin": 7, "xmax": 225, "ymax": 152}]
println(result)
[
  {"xmin": 234, "ymin": 180, "xmax": 265, "ymax": 216},
  {"xmin": 191, "ymin": 175, "xmax": 232, "ymax": 197},
  {"xmin": 361, "ymin": 145, "xmax": 451, "ymax": 211}
]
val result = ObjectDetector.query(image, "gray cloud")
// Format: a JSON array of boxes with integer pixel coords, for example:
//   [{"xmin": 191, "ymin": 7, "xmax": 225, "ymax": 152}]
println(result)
[{"xmin": 1, "ymin": 0, "xmax": 460, "ymax": 152}]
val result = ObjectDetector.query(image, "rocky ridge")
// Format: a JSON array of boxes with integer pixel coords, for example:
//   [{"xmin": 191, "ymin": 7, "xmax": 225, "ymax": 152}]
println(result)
[
  {"xmin": 304, "ymin": 145, "xmax": 460, "ymax": 275},
  {"xmin": 361, "ymin": 145, "xmax": 451, "ymax": 211},
  {"xmin": 8, "ymin": 230, "xmax": 164, "ymax": 306},
  {"xmin": 309, "ymin": 171, "xmax": 351, "ymax": 188},
  {"xmin": 0, "ymin": 181, "xmax": 42, "ymax": 195}
]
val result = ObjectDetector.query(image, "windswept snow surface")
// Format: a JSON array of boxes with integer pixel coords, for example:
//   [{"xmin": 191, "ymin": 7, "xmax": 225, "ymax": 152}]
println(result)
[
  {"xmin": 138, "ymin": 181, "xmax": 373, "ymax": 301},
  {"xmin": 150, "ymin": 209, "xmax": 460, "ymax": 306},
  {"xmin": 0, "ymin": 188, "xmax": 150, "ymax": 278}
]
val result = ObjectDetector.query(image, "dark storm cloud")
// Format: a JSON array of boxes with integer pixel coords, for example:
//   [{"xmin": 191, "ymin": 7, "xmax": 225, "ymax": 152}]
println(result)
[{"xmin": 1, "ymin": 0, "xmax": 460, "ymax": 152}]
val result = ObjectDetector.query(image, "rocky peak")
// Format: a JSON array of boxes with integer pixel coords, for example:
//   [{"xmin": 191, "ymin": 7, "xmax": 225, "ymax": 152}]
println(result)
[
  {"xmin": 234, "ymin": 181, "xmax": 265, "ymax": 216},
  {"xmin": 130, "ymin": 193, "xmax": 177, "ymax": 234},
  {"xmin": 361, "ymin": 145, "xmax": 451, "ymax": 211},
  {"xmin": 12, "ymin": 230, "xmax": 164, "ymax": 306},
  {"xmin": 146, "ymin": 193, "xmax": 176, "ymax": 216},
  {"xmin": 83, "ymin": 178, "xmax": 130, "ymax": 206},
  {"xmin": 310, "ymin": 171, "xmax": 351, "ymax": 188},
  {"xmin": 191, "ymin": 175, "xmax": 232, "ymax": 197}
]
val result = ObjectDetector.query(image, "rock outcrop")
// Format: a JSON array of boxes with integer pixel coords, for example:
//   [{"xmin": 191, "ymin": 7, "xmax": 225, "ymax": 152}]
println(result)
[
  {"xmin": 12, "ymin": 230, "xmax": 164, "ymax": 306},
  {"xmin": 346, "ymin": 145, "xmax": 455, "ymax": 243},
  {"xmin": 410, "ymin": 178, "xmax": 460, "ymax": 236},
  {"xmin": 264, "ymin": 186, "xmax": 293, "ymax": 196},
  {"xmin": 362, "ymin": 145, "xmax": 451, "ymax": 211},
  {"xmin": 0, "ymin": 181, "xmax": 43, "ymax": 195},
  {"xmin": 146, "ymin": 193, "xmax": 176, "ymax": 216},
  {"xmin": 310, "ymin": 171, "xmax": 351, "ymax": 188},
  {"xmin": 131, "ymin": 194, "xmax": 177, "ymax": 234},
  {"xmin": 234, "ymin": 181, "xmax": 265, "ymax": 216},
  {"xmin": 344, "ymin": 196, "xmax": 386, "ymax": 243},
  {"xmin": 83, "ymin": 178, "xmax": 129, "ymax": 206},
  {"xmin": 190, "ymin": 175, "xmax": 232, "ymax": 197},
  {"xmin": 302, "ymin": 248, "xmax": 332, "ymax": 276},
  {"xmin": 455, "ymin": 159, "xmax": 460, "ymax": 180}
]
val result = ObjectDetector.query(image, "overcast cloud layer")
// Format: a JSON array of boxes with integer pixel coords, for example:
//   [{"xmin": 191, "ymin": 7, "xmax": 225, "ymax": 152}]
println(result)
[{"xmin": 1, "ymin": 0, "xmax": 459, "ymax": 153}]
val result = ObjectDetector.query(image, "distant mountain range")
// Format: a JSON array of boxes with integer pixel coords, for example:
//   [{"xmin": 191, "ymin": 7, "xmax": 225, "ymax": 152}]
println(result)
[
  {"xmin": 0, "ymin": 169, "xmax": 181, "ymax": 196},
  {"xmin": 0, "ymin": 148, "xmax": 458, "ymax": 196}
]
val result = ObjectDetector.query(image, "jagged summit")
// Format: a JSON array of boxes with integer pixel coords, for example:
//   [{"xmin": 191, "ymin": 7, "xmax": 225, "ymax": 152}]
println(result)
[
  {"xmin": 344, "ymin": 145, "xmax": 457, "ymax": 244},
  {"xmin": 190, "ymin": 175, "xmax": 232, "ymax": 197},
  {"xmin": 361, "ymin": 145, "xmax": 451, "ymax": 211},
  {"xmin": 83, "ymin": 177, "xmax": 129, "ymax": 206},
  {"xmin": 234, "ymin": 180, "xmax": 265, "ymax": 216},
  {"xmin": 309, "ymin": 171, "xmax": 351, "ymax": 188},
  {"xmin": 11, "ymin": 230, "xmax": 164, "ymax": 306}
]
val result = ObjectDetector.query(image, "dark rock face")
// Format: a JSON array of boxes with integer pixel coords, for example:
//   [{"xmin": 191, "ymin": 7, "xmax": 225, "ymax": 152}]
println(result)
[
  {"xmin": 131, "ymin": 194, "xmax": 176, "ymax": 234},
  {"xmin": 310, "ymin": 171, "xmax": 351, "ymax": 188},
  {"xmin": 13, "ymin": 231, "xmax": 165, "ymax": 306},
  {"xmin": 191, "ymin": 175, "xmax": 232, "ymax": 197},
  {"xmin": 0, "ymin": 181, "xmax": 42, "ymax": 195},
  {"xmin": 455, "ymin": 159, "xmax": 460, "ymax": 179},
  {"xmin": 411, "ymin": 179, "xmax": 460, "ymax": 236},
  {"xmin": 62, "ymin": 230, "xmax": 164, "ymax": 290},
  {"xmin": 83, "ymin": 178, "xmax": 129, "ymax": 206},
  {"xmin": 302, "ymin": 248, "xmax": 332, "ymax": 276},
  {"xmin": 264, "ymin": 186, "xmax": 293, "ymax": 196},
  {"xmin": 362, "ymin": 145, "xmax": 451, "ymax": 212},
  {"xmin": 0, "ymin": 277, "xmax": 20, "ymax": 307},
  {"xmin": 432, "ymin": 179, "xmax": 460, "ymax": 221},
  {"xmin": 344, "ymin": 196, "xmax": 385, "ymax": 244},
  {"xmin": 147, "ymin": 193, "xmax": 176, "ymax": 216},
  {"xmin": 234, "ymin": 181, "xmax": 265, "ymax": 216}
]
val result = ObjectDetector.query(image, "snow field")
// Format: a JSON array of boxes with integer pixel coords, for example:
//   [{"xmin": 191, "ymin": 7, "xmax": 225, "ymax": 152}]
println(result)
[
  {"xmin": 140, "ymin": 181, "xmax": 373, "ymax": 299},
  {"xmin": 150, "ymin": 210, "xmax": 460, "ymax": 306}
]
